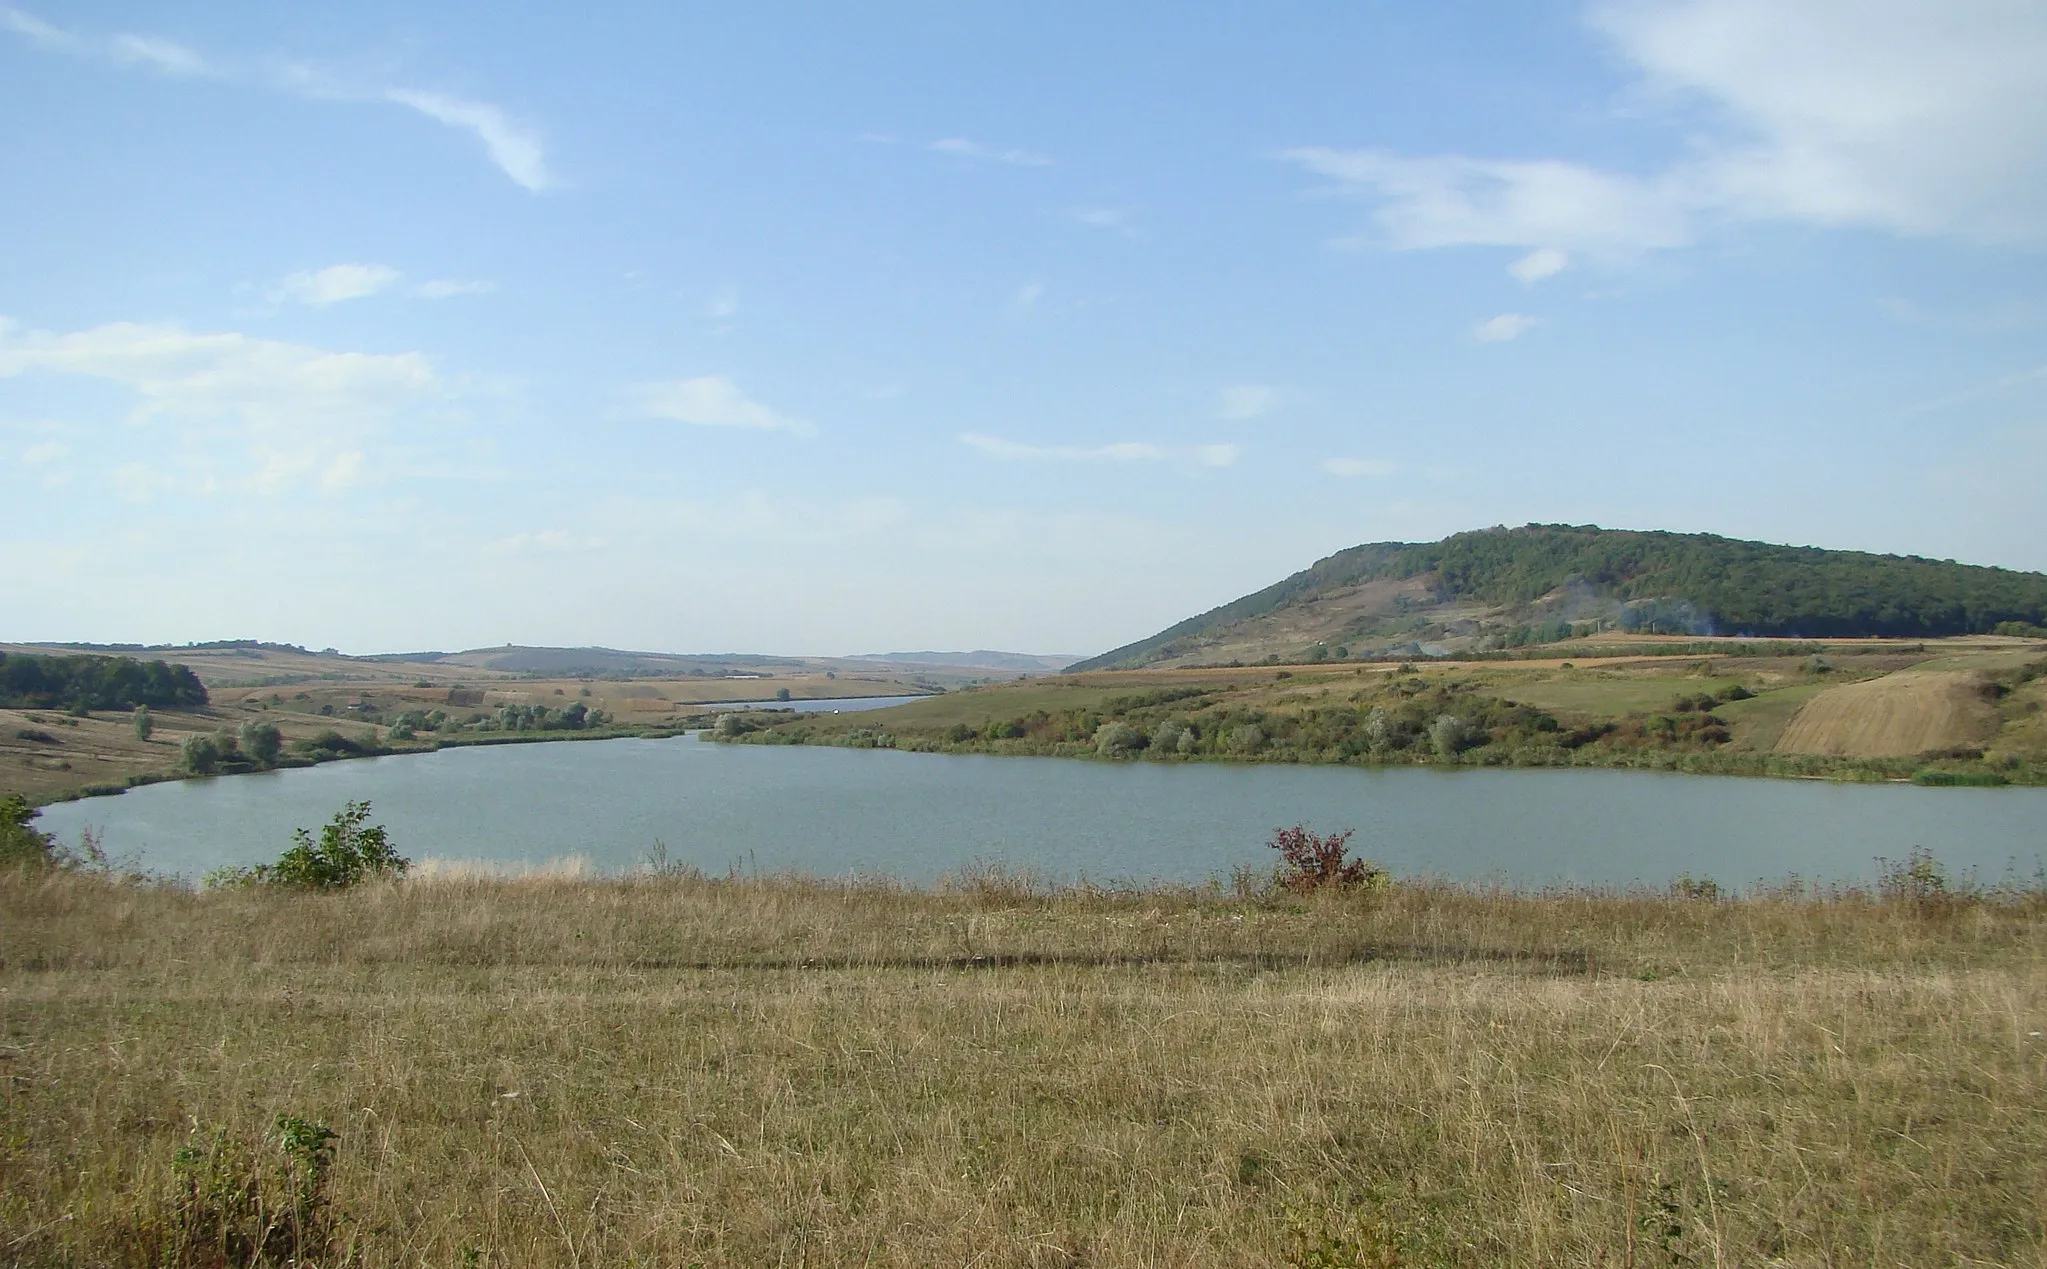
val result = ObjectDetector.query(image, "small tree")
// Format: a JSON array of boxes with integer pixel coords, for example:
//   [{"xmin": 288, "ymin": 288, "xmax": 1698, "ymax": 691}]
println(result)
[
  {"xmin": 1267, "ymin": 824, "xmax": 1385, "ymax": 893},
  {"xmin": 133, "ymin": 706, "xmax": 153, "ymax": 742},
  {"xmin": 180, "ymin": 734, "xmax": 223, "ymax": 775},
  {"xmin": 775, "ymin": 687, "xmax": 792, "ymax": 702},
  {"xmin": 1093, "ymin": 720, "xmax": 1142, "ymax": 757},
  {"xmin": 238, "ymin": 721, "xmax": 283, "ymax": 766},
  {"xmin": 1429, "ymin": 713, "xmax": 1475, "ymax": 758},
  {"xmin": 211, "ymin": 801, "xmax": 407, "ymax": 889}
]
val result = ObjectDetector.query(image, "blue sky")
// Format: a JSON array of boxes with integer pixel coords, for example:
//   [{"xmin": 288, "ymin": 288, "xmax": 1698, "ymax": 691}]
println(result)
[{"xmin": 4, "ymin": 2, "xmax": 2045, "ymax": 655}]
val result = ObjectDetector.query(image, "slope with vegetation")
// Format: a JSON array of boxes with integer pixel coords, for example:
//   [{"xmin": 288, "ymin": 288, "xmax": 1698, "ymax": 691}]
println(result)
[
  {"xmin": 1073, "ymin": 524, "xmax": 2047, "ymax": 671},
  {"xmin": 714, "ymin": 638, "xmax": 2047, "ymax": 785}
]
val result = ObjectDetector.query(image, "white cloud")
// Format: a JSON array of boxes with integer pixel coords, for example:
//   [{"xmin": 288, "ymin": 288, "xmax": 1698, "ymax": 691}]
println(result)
[
  {"xmin": 634, "ymin": 376, "xmax": 814, "ymax": 436},
  {"xmin": 21, "ymin": 440, "xmax": 68, "ymax": 464},
  {"xmin": 486, "ymin": 529, "xmax": 609, "ymax": 556},
  {"xmin": 0, "ymin": 317, "xmax": 441, "ymax": 495},
  {"xmin": 960, "ymin": 433, "xmax": 1241, "ymax": 468},
  {"xmin": 1217, "ymin": 384, "xmax": 1280, "ymax": 420},
  {"xmin": 1, "ymin": 9, "xmax": 552, "ymax": 193},
  {"xmin": 1474, "ymin": 313, "xmax": 1539, "ymax": 343},
  {"xmin": 1009, "ymin": 282, "xmax": 1045, "ymax": 315},
  {"xmin": 1508, "ymin": 247, "xmax": 1570, "ymax": 283},
  {"xmin": 271, "ymin": 263, "xmax": 402, "ymax": 306},
  {"xmin": 384, "ymin": 89, "xmax": 553, "ymax": 192},
  {"xmin": 930, "ymin": 137, "xmax": 1053, "ymax": 168},
  {"xmin": 1285, "ymin": 1, "xmax": 2047, "ymax": 259},
  {"xmin": 1321, "ymin": 457, "xmax": 1399, "ymax": 478},
  {"xmin": 2, "ymin": 8, "xmax": 211, "ymax": 75},
  {"xmin": 414, "ymin": 278, "xmax": 494, "ymax": 299},
  {"xmin": 1, "ymin": 7, "xmax": 72, "ymax": 49},
  {"xmin": 108, "ymin": 32, "xmax": 208, "ymax": 76},
  {"xmin": 1284, "ymin": 147, "xmax": 1694, "ymax": 258}
]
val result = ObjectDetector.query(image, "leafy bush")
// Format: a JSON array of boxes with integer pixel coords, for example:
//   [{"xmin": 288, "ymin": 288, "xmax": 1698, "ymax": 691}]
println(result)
[
  {"xmin": 208, "ymin": 801, "xmax": 407, "ymax": 889},
  {"xmin": 180, "ymin": 734, "xmax": 224, "ymax": 775},
  {"xmin": 1094, "ymin": 720, "xmax": 1143, "ymax": 757},
  {"xmin": 1877, "ymin": 847, "xmax": 1957, "ymax": 915},
  {"xmin": 0, "ymin": 794, "xmax": 57, "ymax": 870},
  {"xmin": 1268, "ymin": 824, "xmax": 1386, "ymax": 893},
  {"xmin": 237, "ymin": 721, "xmax": 283, "ymax": 766},
  {"xmin": 161, "ymin": 1114, "xmax": 344, "ymax": 1266}
]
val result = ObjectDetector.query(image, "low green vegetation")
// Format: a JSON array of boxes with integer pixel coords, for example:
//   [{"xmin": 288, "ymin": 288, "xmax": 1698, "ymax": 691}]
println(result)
[{"xmin": 709, "ymin": 649, "xmax": 2047, "ymax": 786}]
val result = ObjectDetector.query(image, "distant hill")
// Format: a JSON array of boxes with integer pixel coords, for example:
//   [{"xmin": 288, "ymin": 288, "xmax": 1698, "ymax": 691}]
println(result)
[
  {"xmin": 845, "ymin": 651, "xmax": 1084, "ymax": 673},
  {"xmin": 426, "ymin": 646, "xmax": 808, "ymax": 678},
  {"xmin": 1069, "ymin": 525, "xmax": 2047, "ymax": 671}
]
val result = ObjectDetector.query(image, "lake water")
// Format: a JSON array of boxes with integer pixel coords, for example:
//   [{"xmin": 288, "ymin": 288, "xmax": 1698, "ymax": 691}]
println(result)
[{"xmin": 36, "ymin": 736, "xmax": 2047, "ymax": 888}]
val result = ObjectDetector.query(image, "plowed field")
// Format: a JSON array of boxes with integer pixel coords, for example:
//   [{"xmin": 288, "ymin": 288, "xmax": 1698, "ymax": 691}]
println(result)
[{"xmin": 1774, "ymin": 670, "xmax": 1995, "ymax": 757}]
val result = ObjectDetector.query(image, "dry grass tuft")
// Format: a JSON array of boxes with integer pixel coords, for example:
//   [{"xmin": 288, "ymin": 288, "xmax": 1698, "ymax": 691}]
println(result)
[{"xmin": 3, "ymin": 868, "xmax": 2044, "ymax": 1266}]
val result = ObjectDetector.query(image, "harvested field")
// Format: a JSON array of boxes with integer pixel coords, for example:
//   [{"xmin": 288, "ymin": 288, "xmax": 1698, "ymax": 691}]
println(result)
[{"xmin": 1775, "ymin": 669, "xmax": 1996, "ymax": 757}]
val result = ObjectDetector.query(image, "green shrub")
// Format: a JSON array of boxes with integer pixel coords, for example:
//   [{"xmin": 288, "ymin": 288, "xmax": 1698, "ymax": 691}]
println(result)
[
  {"xmin": 207, "ymin": 801, "xmax": 408, "ymax": 889},
  {"xmin": 0, "ymin": 794, "xmax": 58, "ymax": 870},
  {"xmin": 180, "ymin": 734, "xmax": 223, "ymax": 775}
]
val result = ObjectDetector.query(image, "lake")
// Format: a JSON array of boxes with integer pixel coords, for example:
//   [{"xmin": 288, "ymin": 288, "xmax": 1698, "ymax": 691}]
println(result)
[{"xmin": 35, "ymin": 735, "xmax": 2047, "ymax": 888}]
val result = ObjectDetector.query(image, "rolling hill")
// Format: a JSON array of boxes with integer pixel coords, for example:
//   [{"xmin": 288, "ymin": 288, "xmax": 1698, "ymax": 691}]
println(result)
[{"xmin": 1070, "ymin": 525, "xmax": 2047, "ymax": 671}]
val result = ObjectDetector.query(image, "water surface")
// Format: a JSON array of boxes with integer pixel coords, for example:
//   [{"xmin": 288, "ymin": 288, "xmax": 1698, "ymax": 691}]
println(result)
[{"xmin": 38, "ymin": 736, "xmax": 2047, "ymax": 887}]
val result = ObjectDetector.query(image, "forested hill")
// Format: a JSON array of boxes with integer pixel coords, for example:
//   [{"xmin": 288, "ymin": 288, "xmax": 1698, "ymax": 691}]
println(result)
[
  {"xmin": 1070, "ymin": 525, "xmax": 2047, "ymax": 671},
  {"xmin": 0, "ymin": 652, "xmax": 209, "ymax": 711}
]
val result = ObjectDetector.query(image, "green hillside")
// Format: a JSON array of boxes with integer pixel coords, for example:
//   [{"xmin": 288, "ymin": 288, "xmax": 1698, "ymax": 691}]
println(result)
[{"xmin": 1072, "ymin": 525, "xmax": 2047, "ymax": 670}]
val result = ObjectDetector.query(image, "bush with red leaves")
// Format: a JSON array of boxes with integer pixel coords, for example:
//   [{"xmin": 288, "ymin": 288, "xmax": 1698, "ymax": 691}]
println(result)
[{"xmin": 1267, "ymin": 824, "xmax": 1386, "ymax": 893}]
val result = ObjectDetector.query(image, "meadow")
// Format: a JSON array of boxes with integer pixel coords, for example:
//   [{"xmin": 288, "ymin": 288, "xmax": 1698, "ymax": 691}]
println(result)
[{"xmin": 3, "ymin": 859, "xmax": 2044, "ymax": 1266}]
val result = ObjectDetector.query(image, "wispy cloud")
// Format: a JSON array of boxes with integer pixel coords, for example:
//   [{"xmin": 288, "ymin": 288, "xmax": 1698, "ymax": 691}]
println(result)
[
  {"xmin": 108, "ymin": 32, "xmax": 209, "ymax": 76},
  {"xmin": 1283, "ymin": 1, "xmax": 2047, "ymax": 260},
  {"xmin": 1508, "ymin": 247, "xmax": 1570, "ymax": 283},
  {"xmin": 0, "ymin": 316, "xmax": 443, "ymax": 496},
  {"xmin": 1217, "ymin": 384, "xmax": 1280, "ymax": 421},
  {"xmin": 2, "ymin": 7, "xmax": 212, "ymax": 75},
  {"xmin": 930, "ymin": 137, "xmax": 1052, "ymax": 168},
  {"xmin": 1321, "ymin": 456, "xmax": 1399, "ymax": 478},
  {"xmin": 271, "ymin": 263, "xmax": 402, "ymax": 307},
  {"xmin": 634, "ymin": 376, "xmax": 815, "ymax": 436},
  {"xmin": 1474, "ymin": 313, "xmax": 1539, "ymax": 343},
  {"xmin": 2, "ymin": 7, "xmax": 551, "ymax": 192},
  {"xmin": 383, "ymin": 89, "xmax": 552, "ymax": 192},
  {"xmin": 960, "ymin": 433, "xmax": 1240, "ymax": 468},
  {"xmin": 414, "ymin": 278, "xmax": 495, "ymax": 300}
]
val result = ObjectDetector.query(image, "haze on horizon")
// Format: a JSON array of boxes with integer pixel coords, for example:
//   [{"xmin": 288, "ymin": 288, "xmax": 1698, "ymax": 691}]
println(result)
[{"xmin": 4, "ymin": 1, "xmax": 2045, "ymax": 659}]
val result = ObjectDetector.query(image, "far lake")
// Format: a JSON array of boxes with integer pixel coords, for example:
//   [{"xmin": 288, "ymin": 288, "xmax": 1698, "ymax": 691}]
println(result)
[{"xmin": 37, "ymin": 735, "xmax": 2047, "ymax": 888}]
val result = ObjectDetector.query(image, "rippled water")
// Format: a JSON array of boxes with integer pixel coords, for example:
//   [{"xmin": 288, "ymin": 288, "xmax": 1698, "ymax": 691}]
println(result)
[{"xmin": 37, "ymin": 735, "xmax": 2047, "ymax": 888}]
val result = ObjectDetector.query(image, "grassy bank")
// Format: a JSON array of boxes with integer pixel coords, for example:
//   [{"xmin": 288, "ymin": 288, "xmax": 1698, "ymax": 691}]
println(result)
[
  {"xmin": 708, "ymin": 644, "xmax": 2047, "ymax": 787},
  {"xmin": 3, "ymin": 866, "xmax": 2044, "ymax": 1265}
]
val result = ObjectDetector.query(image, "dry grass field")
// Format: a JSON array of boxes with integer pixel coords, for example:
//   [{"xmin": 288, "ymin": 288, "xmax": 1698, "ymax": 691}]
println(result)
[
  {"xmin": 1775, "ymin": 670, "xmax": 2000, "ymax": 757},
  {"xmin": 3, "ymin": 867, "xmax": 2045, "ymax": 1266}
]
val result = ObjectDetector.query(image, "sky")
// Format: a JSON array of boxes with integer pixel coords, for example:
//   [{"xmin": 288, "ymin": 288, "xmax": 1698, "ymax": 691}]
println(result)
[{"xmin": 3, "ymin": 1, "xmax": 2045, "ymax": 656}]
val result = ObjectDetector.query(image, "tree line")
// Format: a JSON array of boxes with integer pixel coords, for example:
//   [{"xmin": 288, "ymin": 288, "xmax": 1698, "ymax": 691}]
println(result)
[{"xmin": 0, "ymin": 652, "xmax": 208, "ymax": 712}]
